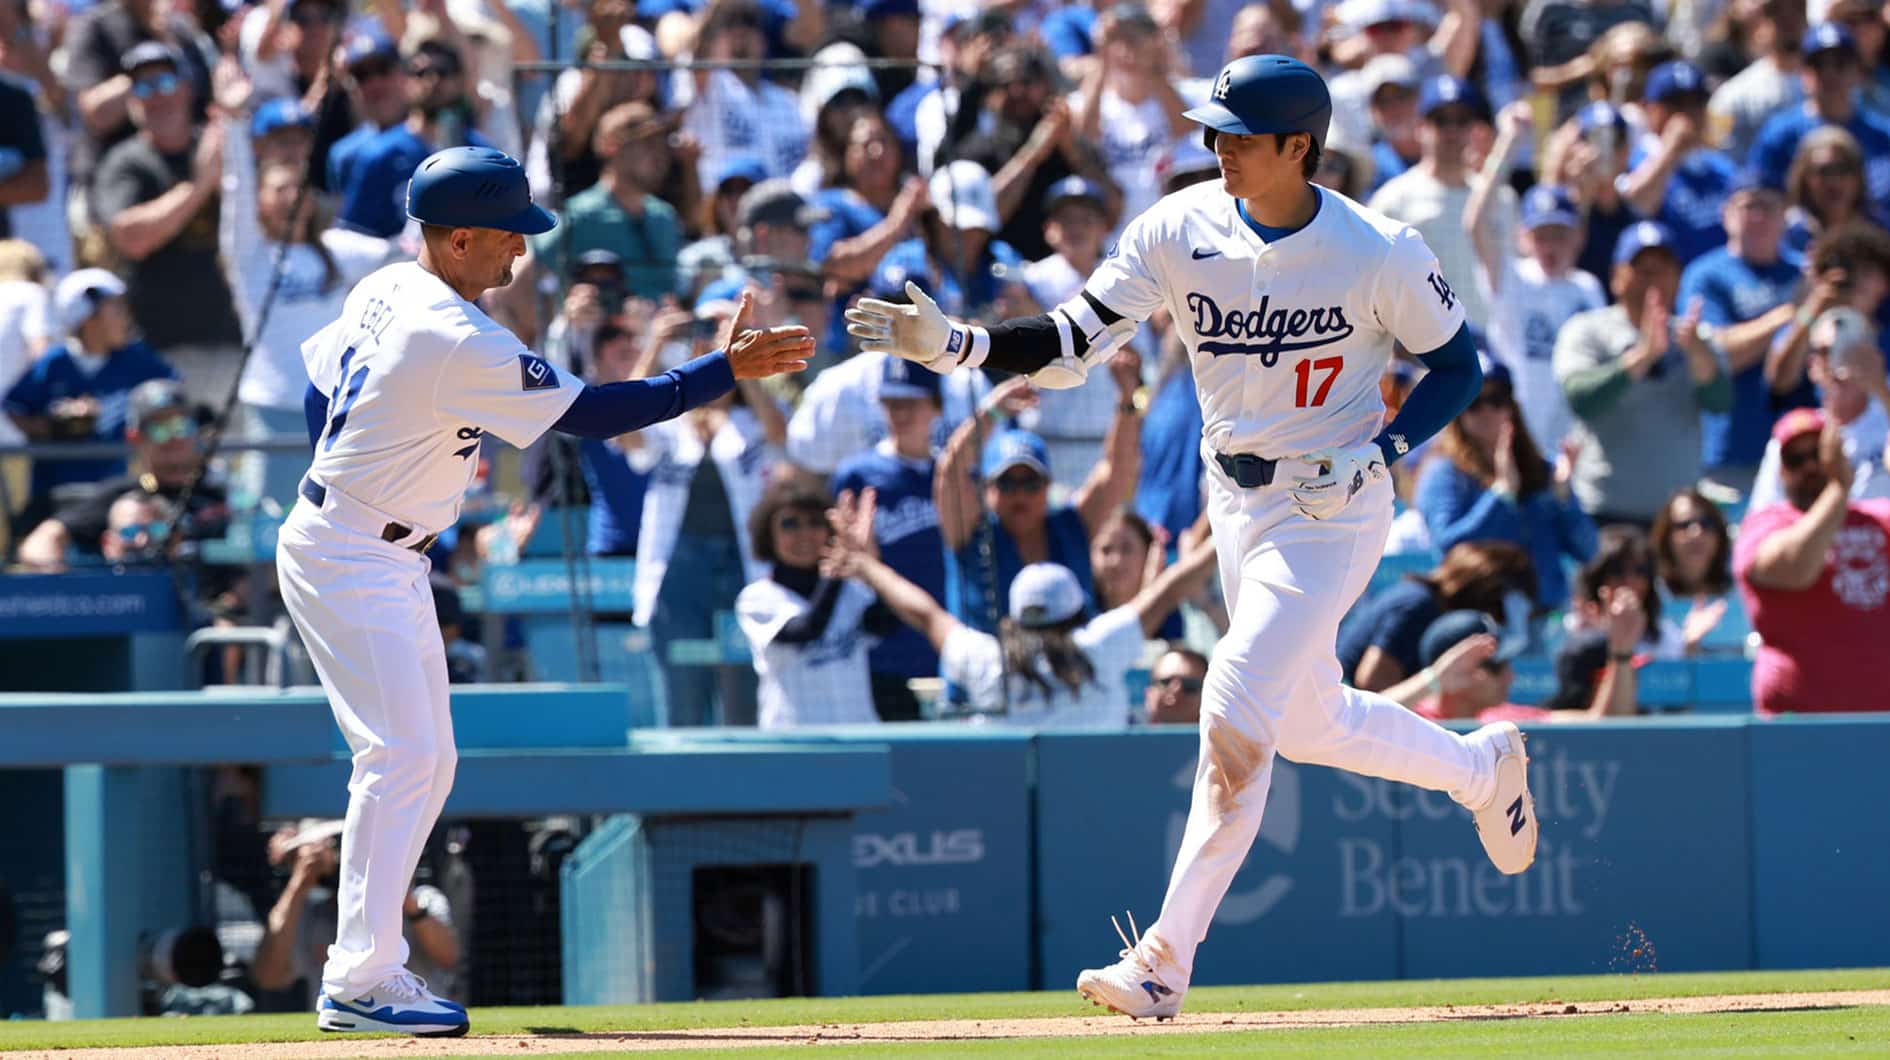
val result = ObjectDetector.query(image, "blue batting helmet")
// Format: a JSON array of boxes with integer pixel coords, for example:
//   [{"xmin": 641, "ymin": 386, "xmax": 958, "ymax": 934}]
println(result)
[
  {"xmin": 1182, "ymin": 54, "xmax": 1331, "ymax": 153},
  {"xmin": 406, "ymin": 147, "xmax": 557, "ymax": 235}
]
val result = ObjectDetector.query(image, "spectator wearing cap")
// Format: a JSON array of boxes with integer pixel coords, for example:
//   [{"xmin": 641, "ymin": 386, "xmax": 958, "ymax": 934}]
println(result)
[
  {"xmin": 678, "ymin": 0, "xmax": 808, "ymax": 187},
  {"xmin": 1469, "ymin": 109, "xmax": 1606, "ymax": 450},
  {"xmin": 871, "ymin": 161, "xmax": 1026, "ymax": 321},
  {"xmin": 1143, "ymin": 647, "xmax": 1209, "ymax": 726},
  {"xmin": 1735, "ymin": 407, "xmax": 1890, "ymax": 713},
  {"xmin": 1554, "ymin": 222, "xmax": 1732, "ymax": 525},
  {"xmin": 1679, "ymin": 171, "xmax": 1803, "ymax": 495},
  {"xmin": 1014, "ymin": 176, "xmax": 1123, "ymax": 487},
  {"xmin": 3, "ymin": 269, "xmax": 177, "ymax": 522},
  {"xmin": 1325, "ymin": 0, "xmax": 1446, "ymax": 74},
  {"xmin": 1751, "ymin": 23, "xmax": 1890, "ymax": 203},
  {"xmin": 61, "ymin": 0, "xmax": 215, "ymax": 190},
  {"xmin": 1069, "ymin": 4, "xmax": 1190, "ymax": 234},
  {"xmin": 948, "ymin": 44, "xmax": 1120, "ymax": 263},
  {"xmin": 326, "ymin": 34, "xmax": 411, "ymax": 197},
  {"xmin": 1707, "ymin": 0, "xmax": 1809, "ymax": 162},
  {"xmin": 215, "ymin": 99, "xmax": 393, "ymax": 510},
  {"xmin": 1358, "ymin": 55, "xmax": 1422, "ymax": 195},
  {"xmin": 1380, "ymin": 609, "xmax": 1561, "ymax": 723},
  {"xmin": 936, "ymin": 365, "xmax": 1141, "ymax": 635},
  {"xmin": 1416, "ymin": 356, "xmax": 1596, "ymax": 608},
  {"xmin": 1767, "ymin": 222, "xmax": 1890, "ymax": 400},
  {"xmin": 15, "ymin": 379, "xmax": 230, "ymax": 573},
  {"xmin": 831, "ymin": 358, "xmax": 949, "ymax": 721},
  {"xmin": 233, "ymin": 0, "xmax": 354, "ymax": 188},
  {"xmin": 1781, "ymin": 126, "xmax": 1886, "ymax": 259},
  {"xmin": 793, "ymin": 43, "xmax": 882, "ymax": 199},
  {"xmin": 827, "ymin": 487, "xmax": 1219, "ymax": 725},
  {"xmin": 1826, "ymin": 0, "xmax": 1890, "ymax": 115},
  {"xmin": 1369, "ymin": 75, "xmax": 1512, "ymax": 331},
  {"xmin": 1753, "ymin": 306, "xmax": 1890, "ymax": 508},
  {"xmin": 1538, "ymin": 100, "xmax": 1636, "ymax": 288},
  {"xmin": 91, "ymin": 42, "xmax": 243, "ymax": 388},
  {"xmin": 690, "ymin": 180, "xmax": 830, "ymax": 352},
  {"xmin": 334, "ymin": 39, "xmax": 496, "ymax": 239},
  {"xmin": 541, "ymin": 249, "xmax": 631, "ymax": 375},
  {"xmin": 529, "ymin": 101, "xmax": 684, "ymax": 299},
  {"xmin": 1621, "ymin": 60, "xmax": 1739, "ymax": 266},
  {"xmin": 679, "ymin": 157, "xmax": 769, "ymax": 298}
]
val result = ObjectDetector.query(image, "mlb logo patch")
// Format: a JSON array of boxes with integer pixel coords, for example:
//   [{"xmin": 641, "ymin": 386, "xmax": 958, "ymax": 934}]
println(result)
[{"xmin": 519, "ymin": 354, "xmax": 558, "ymax": 391}]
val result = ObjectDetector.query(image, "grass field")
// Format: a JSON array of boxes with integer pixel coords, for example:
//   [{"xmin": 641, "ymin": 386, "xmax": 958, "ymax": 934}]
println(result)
[{"xmin": 1, "ymin": 967, "xmax": 1883, "ymax": 1057}]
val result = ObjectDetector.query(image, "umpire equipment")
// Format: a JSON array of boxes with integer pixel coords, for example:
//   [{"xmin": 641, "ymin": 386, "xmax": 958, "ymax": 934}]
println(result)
[
  {"xmin": 406, "ymin": 147, "xmax": 558, "ymax": 235},
  {"xmin": 1182, "ymin": 55, "xmax": 1331, "ymax": 154}
]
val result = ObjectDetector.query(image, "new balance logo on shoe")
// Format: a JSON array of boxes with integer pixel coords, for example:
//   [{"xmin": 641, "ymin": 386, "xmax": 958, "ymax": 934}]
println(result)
[
  {"xmin": 1141, "ymin": 981, "xmax": 1174, "ymax": 1003},
  {"xmin": 1506, "ymin": 796, "xmax": 1526, "ymax": 836}
]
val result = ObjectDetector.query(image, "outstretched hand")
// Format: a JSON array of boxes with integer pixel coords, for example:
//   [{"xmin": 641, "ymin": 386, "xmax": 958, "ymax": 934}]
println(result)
[
  {"xmin": 822, "ymin": 488, "xmax": 880, "ymax": 578},
  {"xmin": 721, "ymin": 290, "xmax": 814, "ymax": 380},
  {"xmin": 845, "ymin": 281, "xmax": 965, "ymax": 373}
]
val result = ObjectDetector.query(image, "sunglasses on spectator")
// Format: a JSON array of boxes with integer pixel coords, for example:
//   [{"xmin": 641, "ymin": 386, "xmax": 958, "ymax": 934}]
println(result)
[
  {"xmin": 116, "ymin": 521, "xmax": 170, "ymax": 542},
  {"xmin": 290, "ymin": 6, "xmax": 341, "ymax": 26},
  {"xmin": 1366, "ymin": 19, "xmax": 1413, "ymax": 34},
  {"xmin": 774, "ymin": 513, "xmax": 825, "ymax": 533},
  {"xmin": 1427, "ymin": 109, "xmax": 1479, "ymax": 130},
  {"xmin": 1468, "ymin": 391, "xmax": 1511, "ymax": 412},
  {"xmin": 351, "ymin": 58, "xmax": 400, "ymax": 82},
  {"xmin": 141, "ymin": 418, "xmax": 197, "ymax": 445},
  {"xmin": 1152, "ymin": 674, "xmax": 1205, "ymax": 694},
  {"xmin": 994, "ymin": 472, "xmax": 1047, "ymax": 494},
  {"xmin": 1780, "ymin": 444, "xmax": 1822, "ymax": 471},
  {"xmin": 132, "ymin": 73, "xmax": 181, "ymax": 99},
  {"xmin": 1669, "ymin": 516, "xmax": 1714, "ymax": 534},
  {"xmin": 1809, "ymin": 54, "xmax": 1859, "ymax": 75},
  {"xmin": 1810, "ymin": 161, "xmax": 1861, "ymax": 179},
  {"xmin": 408, "ymin": 62, "xmax": 460, "ymax": 81}
]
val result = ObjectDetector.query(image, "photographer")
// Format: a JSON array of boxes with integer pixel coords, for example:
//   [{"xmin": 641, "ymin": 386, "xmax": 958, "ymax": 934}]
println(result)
[{"xmin": 3, "ymin": 270, "xmax": 177, "ymax": 535}]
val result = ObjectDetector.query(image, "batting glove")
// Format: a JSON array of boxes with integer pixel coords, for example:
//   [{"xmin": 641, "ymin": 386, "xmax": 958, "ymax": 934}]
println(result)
[
  {"xmin": 843, "ymin": 281, "xmax": 987, "ymax": 373},
  {"xmin": 1289, "ymin": 442, "xmax": 1388, "ymax": 521}
]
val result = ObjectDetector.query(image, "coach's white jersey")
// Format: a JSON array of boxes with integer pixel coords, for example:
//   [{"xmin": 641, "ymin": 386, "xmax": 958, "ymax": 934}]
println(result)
[
  {"xmin": 301, "ymin": 262, "xmax": 584, "ymax": 532},
  {"xmin": 1086, "ymin": 182, "xmax": 1465, "ymax": 459}
]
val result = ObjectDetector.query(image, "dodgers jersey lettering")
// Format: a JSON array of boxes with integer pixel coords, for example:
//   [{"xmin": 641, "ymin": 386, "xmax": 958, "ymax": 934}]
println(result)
[
  {"xmin": 301, "ymin": 262, "xmax": 585, "ymax": 533},
  {"xmin": 1085, "ymin": 183, "xmax": 1465, "ymax": 458}
]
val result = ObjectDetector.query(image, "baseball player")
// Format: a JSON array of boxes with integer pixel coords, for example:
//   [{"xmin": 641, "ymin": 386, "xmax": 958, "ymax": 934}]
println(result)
[
  {"xmin": 846, "ymin": 55, "xmax": 1539, "ymax": 1020},
  {"xmin": 278, "ymin": 146, "xmax": 811, "ymax": 1037}
]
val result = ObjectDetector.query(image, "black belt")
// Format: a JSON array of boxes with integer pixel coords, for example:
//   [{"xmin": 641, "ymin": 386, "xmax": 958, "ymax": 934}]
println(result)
[
  {"xmin": 299, "ymin": 477, "xmax": 439, "ymax": 554},
  {"xmin": 1213, "ymin": 452, "xmax": 1279, "ymax": 488}
]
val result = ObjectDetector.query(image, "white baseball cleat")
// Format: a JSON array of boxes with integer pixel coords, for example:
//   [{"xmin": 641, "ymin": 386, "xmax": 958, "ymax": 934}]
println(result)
[
  {"xmin": 317, "ymin": 971, "xmax": 469, "ymax": 1037},
  {"xmin": 1468, "ymin": 721, "xmax": 1537, "ymax": 875},
  {"xmin": 1075, "ymin": 912, "xmax": 1184, "ymax": 1021}
]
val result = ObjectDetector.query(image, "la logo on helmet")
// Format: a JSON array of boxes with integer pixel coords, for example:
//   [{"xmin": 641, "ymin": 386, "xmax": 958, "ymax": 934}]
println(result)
[{"xmin": 1214, "ymin": 69, "xmax": 1233, "ymax": 100}]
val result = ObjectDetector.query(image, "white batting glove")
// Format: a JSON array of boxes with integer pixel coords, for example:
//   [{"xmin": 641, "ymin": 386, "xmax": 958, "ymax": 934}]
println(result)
[
  {"xmin": 843, "ymin": 281, "xmax": 985, "ymax": 373},
  {"xmin": 1289, "ymin": 442, "xmax": 1388, "ymax": 521}
]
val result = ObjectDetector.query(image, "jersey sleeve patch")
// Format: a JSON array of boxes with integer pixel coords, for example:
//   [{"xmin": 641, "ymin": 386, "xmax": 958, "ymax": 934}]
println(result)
[{"xmin": 519, "ymin": 354, "xmax": 558, "ymax": 391}]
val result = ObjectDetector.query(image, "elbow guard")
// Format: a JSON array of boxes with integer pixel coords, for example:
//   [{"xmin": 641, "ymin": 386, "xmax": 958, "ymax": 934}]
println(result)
[{"xmin": 1032, "ymin": 294, "xmax": 1140, "ymax": 389}]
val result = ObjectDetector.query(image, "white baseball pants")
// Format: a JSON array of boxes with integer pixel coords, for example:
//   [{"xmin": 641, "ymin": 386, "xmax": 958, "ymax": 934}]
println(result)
[
  {"xmin": 1139, "ymin": 461, "xmax": 1498, "ymax": 988},
  {"xmin": 277, "ymin": 496, "xmax": 456, "ymax": 1000}
]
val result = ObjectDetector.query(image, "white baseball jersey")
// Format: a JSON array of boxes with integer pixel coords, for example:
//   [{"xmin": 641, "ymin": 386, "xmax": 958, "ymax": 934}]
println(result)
[
  {"xmin": 736, "ymin": 576, "xmax": 883, "ymax": 729},
  {"xmin": 1084, "ymin": 183, "xmax": 1465, "ymax": 460},
  {"xmin": 301, "ymin": 262, "xmax": 584, "ymax": 533},
  {"xmin": 939, "ymin": 605, "xmax": 1145, "ymax": 728}
]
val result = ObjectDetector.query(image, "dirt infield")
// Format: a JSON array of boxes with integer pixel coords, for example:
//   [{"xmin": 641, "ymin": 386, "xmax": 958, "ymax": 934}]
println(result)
[{"xmin": 10, "ymin": 989, "xmax": 1888, "ymax": 1058}]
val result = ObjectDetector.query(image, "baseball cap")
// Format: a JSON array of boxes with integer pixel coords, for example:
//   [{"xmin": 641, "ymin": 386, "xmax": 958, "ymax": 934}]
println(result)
[
  {"xmin": 801, "ymin": 42, "xmax": 878, "ymax": 127},
  {"xmin": 619, "ymin": 23, "xmax": 659, "ymax": 61},
  {"xmin": 1803, "ymin": 21, "xmax": 1858, "ymax": 59},
  {"xmin": 1339, "ymin": 0, "xmax": 1439, "ymax": 32},
  {"xmin": 121, "ymin": 41, "xmax": 180, "ymax": 74},
  {"xmin": 1772, "ymin": 406, "xmax": 1827, "ymax": 446},
  {"xmin": 857, "ymin": 0, "xmax": 921, "ymax": 19},
  {"xmin": 980, "ymin": 428, "xmax": 1051, "ymax": 480},
  {"xmin": 1476, "ymin": 349, "xmax": 1513, "ymax": 391},
  {"xmin": 342, "ymin": 32, "xmax": 400, "ymax": 72},
  {"xmin": 929, "ymin": 160, "xmax": 1000, "ymax": 233},
  {"xmin": 1417, "ymin": 75, "xmax": 1488, "ymax": 121},
  {"xmin": 1644, "ymin": 60, "xmax": 1708, "ymax": 104},
  {"xmin": 1727, "ymin": 165, "xmax": 1784, "ymax": 199},
  {"xmin": 879, "ymin": 356, "xmax": 943, "ymax": 402},
  {"xmin": 1613, "ymin": 220, "xmax": 1679, "ymax": 266},
  {"xmin": 128, "ymin": 379, "xmax": 191, "ymax": 434},
  {"xmin": 1419, "ymin": 609, "xmax": 1522, "ymax": 668},
  {"xmin": 1519, "ymin": 184, "xmax": 1580, "ymax": 230},
  {"xmin": 737, "ymin": 179, "xmax": 829, "ymax": 230},
  {"xmin": 53, "ymin": 268, "xmax": 127, "ymax": 333},
  {"xmin": 1009, "ymin": 563, "xmax": 1087, "ymax": 628},
  {"xmin": 1576, "ymin": 100, "xmax": 1629, "ymax": 137},
  {"xmin": 1362, "ymin": 54, "xmax": 1420, "ymax": 100},
  {"xmin": 715, "ymin": 157, "xmax": 770, "ymax": 191},
  {"xmin": 250, "ymin": 97, "xmax": 313, "ymax": 139},
  {"xmin": 1043, "ymin": 175, "xmax": 1107, "ymax": 216}
]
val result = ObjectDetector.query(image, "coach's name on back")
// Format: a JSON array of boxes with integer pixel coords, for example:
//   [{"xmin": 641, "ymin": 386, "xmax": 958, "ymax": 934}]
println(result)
[{"xmin": 1188, "ymin": 292, "xmax": 1355, "ymax": 364}]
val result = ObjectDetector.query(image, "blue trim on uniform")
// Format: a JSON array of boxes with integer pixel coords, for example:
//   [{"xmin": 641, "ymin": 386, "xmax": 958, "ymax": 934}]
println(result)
[
  {"xmin": 1234, "ymin": 188, "xmax": 1322, "ymax": 243},
  {"xmin": 1372, "ymin": 323, "xmax": 1481, "ymax": 465},
  {"xmin": 551, "ymin": 351, "xmax": 736, "ymax": 440},
  {"xmin": 304, "ymin": 382, "xmax": 329, "ymax": 449}
]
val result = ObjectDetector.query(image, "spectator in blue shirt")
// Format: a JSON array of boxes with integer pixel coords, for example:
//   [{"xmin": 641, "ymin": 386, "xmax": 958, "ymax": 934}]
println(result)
[
  {"xmin": 1679, "ymin": 172, "xmax": 1804, "ymax": 494},
  {"xmin": 1337, "ymin": 540, "xmax": 1538, "ymax": 692},
  {"xmin": 832, "ymin": 358, "xmax": 949, "ymax": 720},
  {"xmin": 3, "ymin": 269, "xmax": 177, "ymax": 516},
  {"xmin": 334, "ymin": 39, "xmax": 493, "ymax": 237},
  {"xmin": 1415, "ymin": 359, "xmax": 1597, "ymax": 609},
  {"xmin": 325, "ymin": 34, "xmax": 409, "ymax": 199},
  {"xmin": 1133, "ymin": 346, "xmax": 1205, "ymax": 540},
  {"xmin": 1622, "ymin": 61, "xmax": 1737, "ymax": 265},
  {"xmin": 1749, "ymin": 23, "xmax": 1890, "ymax": 204},
  {"xmin": 873, "ymin": 160, "xmax": 1024, "ymax": 322},
  {"xmin": 1781, "ymin": 125, "xmax": 1887, "ymax": 257},
  {"xmin": 810, "ymin": 112, "xmax": 929, "ymax": 352}
]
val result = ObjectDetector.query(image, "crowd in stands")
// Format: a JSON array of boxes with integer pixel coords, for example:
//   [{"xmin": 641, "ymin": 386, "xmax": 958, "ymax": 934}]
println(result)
[{"xmin": 5, "ymin": 0, "xmax": 1890, "ymax": 741}]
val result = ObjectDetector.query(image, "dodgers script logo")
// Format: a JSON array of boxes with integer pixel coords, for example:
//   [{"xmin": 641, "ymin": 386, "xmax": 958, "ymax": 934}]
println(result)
[{"xmin": 1187, "ymin": 292, "xmax": 1354, "ymax": 364}]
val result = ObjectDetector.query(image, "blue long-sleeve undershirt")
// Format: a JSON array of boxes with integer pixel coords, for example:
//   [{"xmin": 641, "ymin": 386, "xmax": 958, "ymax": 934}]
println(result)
[
  {"xmin": 1373, "ymin": 323, "xmax": 1481, "ymax": 464},
  {"xmin": 550, "ymin": 351, "xmax": 735, "ymax": 439}
]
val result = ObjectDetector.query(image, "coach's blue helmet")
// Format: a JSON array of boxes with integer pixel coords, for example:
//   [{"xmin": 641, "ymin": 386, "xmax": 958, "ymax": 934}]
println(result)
[
  {"xmin": 406, "ymin": 146, "xmax": 557, "ymax": 235},
  {"xmin": 1182, "ymin": 54, "xmax": 1331, "ymax": 154}
]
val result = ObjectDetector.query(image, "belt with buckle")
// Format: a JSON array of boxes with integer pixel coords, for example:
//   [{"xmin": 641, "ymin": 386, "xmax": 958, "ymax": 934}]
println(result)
[
  {"xmin": 298, "ymin": 477, "xmax": 439, "ymax": 554},
  {"xmin": 1213, "ymin": 451, "xmax": 1279, "ymax": 488}
]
